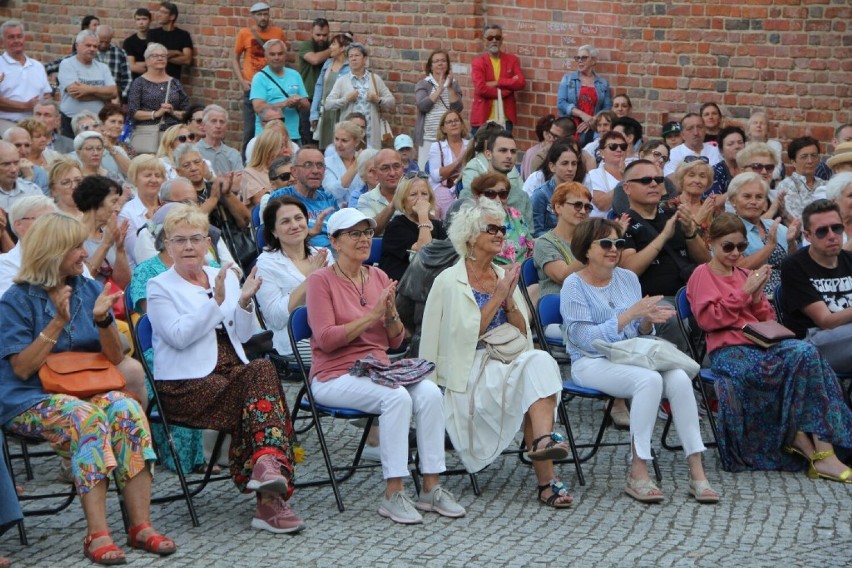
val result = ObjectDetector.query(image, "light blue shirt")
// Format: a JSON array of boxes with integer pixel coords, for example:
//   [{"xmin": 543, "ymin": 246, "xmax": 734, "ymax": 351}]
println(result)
[
  {"xmin": 741, "ymin": 217, "xmax": 789, "ymax": 257},
  {"xmin": 250, "ymin": 66, "xmax": 308, "ymax": 141}
]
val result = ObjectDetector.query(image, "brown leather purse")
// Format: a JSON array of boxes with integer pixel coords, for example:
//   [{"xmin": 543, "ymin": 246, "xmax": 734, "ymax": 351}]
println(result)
[{"xmin": 39, "ymin": 352, "xmax": 126, "ymax": 399}]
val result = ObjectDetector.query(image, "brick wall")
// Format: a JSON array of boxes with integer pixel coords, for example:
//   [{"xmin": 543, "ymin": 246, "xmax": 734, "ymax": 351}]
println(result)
[{"xmin": 5, "ymin": 0, "xmax": 850, "ymax": 154}]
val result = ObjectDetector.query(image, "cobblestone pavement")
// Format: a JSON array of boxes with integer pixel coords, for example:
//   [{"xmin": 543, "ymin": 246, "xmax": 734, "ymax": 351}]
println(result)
[{"xmin": 3, "ymin": 377, "xmax": 851, "ymax": 568}]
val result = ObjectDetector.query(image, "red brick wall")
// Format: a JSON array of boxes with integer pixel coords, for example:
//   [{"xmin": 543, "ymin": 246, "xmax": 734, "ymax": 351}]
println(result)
[{"xmin": 6, "ymin": 1, "xmax": 850, "ymax": 153}]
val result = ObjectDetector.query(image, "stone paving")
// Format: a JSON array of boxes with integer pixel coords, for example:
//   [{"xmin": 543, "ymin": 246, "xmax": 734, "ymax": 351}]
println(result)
[{"xmin": 3, "ymin": 378, "xmax": 851, "ymax": 568}]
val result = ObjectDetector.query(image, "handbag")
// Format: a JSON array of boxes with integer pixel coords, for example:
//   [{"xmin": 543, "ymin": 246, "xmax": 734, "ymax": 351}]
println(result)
[
  {"xmin": 479, "ymin": 322, "xmax": 527, "ymax": 364},
  {"xmin": 39, "ymin": 352, "xmax": 126, "ymax": 398},
  {"xmin": 130, "ymin": 79, "xmax": 171, "ymax": 155},
  {"xmin": 592, "ymin": 336, "xmax": 701, "ymax": 378},
  {"xmin": 369, "ymin": 71, "xmax": 394, "ymax": 148},
  {"xmin": 742, "ymin": 321, "xmax": 795, "ymax": 348}
]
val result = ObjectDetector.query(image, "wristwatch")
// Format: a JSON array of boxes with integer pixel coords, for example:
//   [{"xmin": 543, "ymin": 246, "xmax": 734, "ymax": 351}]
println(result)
[{"xmin": 95, "ymin": 313, "xmax": 114, "ymax": 328}]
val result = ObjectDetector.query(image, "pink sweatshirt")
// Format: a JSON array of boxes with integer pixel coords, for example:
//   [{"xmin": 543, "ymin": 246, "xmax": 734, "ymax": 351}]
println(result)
[{"xmin": 305, "ymin": 266, "xmax": 404, "ymax": 382}]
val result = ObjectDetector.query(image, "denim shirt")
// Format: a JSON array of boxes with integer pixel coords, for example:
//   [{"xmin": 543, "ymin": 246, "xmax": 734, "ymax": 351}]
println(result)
[
  {"xmin": 556, "ymin": 72, "xmax": 612, "ymax": 117},
  {"xmin": 531, "ymin": 177, "xmax": 558, "ymax": 237},
  {"xmin": 0, "ymin": 276, "xmax": 104, "ymax": 425}
]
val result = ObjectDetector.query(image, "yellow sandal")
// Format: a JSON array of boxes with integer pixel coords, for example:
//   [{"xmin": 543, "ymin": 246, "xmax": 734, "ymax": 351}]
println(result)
[{"xmin": 807, "ymin": 450, "xmax": 852, "ymax": 484}]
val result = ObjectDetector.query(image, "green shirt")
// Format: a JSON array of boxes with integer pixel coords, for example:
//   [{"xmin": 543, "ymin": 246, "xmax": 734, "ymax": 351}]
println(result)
[{"xmin": 298, "ymin": 41, "xmax": 325, "ymax": 98}]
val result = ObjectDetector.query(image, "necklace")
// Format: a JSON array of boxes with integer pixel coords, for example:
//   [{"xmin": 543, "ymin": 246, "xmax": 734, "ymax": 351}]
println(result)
[
  {"xmin": 466, "ymin": 260, "xmax": 495, "ymax": 293},
  {"xmin": 335, "ymin": 264, "xmax": 367, "ymax": 306}
]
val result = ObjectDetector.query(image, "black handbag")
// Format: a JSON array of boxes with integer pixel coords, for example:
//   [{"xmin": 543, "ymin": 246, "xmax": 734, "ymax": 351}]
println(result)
[{"xmin": 215, "ymin": 203, "xmax": 258, "ymax": 273}]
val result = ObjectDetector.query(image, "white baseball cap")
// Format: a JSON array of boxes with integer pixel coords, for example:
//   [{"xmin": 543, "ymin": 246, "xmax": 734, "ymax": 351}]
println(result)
[{"xmin": 327, "ymin": 208, "xmax": 377, "ymax": 236}]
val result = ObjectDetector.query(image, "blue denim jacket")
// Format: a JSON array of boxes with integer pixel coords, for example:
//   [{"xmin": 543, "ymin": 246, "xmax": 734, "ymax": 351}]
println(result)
[
  {"xmin": 531, "ymin": 177, "xmax": 558, "ymax": 237},
  {"xmin": 557, "ymin": 72, "xmax": 612, "ymax": 118},
  {"xmin": 0, "ymin": 276, "xmax": 104, "ymax": 425}
]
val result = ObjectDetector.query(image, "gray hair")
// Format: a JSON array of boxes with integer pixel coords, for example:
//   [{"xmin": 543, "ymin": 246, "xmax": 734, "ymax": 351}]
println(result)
[
  {"xmin": 172, "ymin": 143, "xmax": 200, "ymax": 167},
  {"xmin": 736, "ymin": 142, "xmax": 776, "ymax": 169},
  {"xmin": 356, "ymin": 148, "xmax": 378, "ymax": 179},
  {"xmin": 202, "ymin": 104, "xmax": 227, "ymax": 124},
  {"xmin": 268, "ymin": 156, "xmax": 292, "ymax": 179},
  {"xmin": 292, "ymin": 147, "xmax": 323, "ymax": 166},
  {"xmin": 75, "ymin": 30, "xmax": 97, "ymax": 46},
  {"xmin": 70, "ymin": 110, "xmax": 100, "ymax": 135},
  {"xmin": 0, "ymin": 20, "xmax": 23, "ymax": 37},
  {"xmin": 483, "ymin": 24, "xmax": 502, "ymax": 34},
  {"xmin": 824, "ymin": 172, "xmax": 852, "ymax": 202},
  {"xmin": 346, "ymin": 42, "xmax": 368, "ymax": 57},
  {"xmin": 34, "ymin": 98, "xmax": 60, "ymax": 114},
  {"xmin": 8, "ymin": 195, "xmax": 57, "ymax": 237},
  {"xmin": 262, "ymin": 38, "xmax": 286, "ymax": 53},
  {"xmin": 258, "ymin": 104, "xmax": 282, "ymax": 122},
  {"xmin": 96, "ymin": 24, "xmax": 113, "ymax": 39},
  {"xmin": 159, "ymin": 176, "xmax": 193, "ymax": 202},
  {"xmin": 447, "ymin": 196, "xmax": 507, "ymax": 258},
  {"xmin": 1, "ymin": 126, "xmax": 28, "ymax": 142},
  {"xmin": 727, "ymin": 172, "xmax": 768, "ymax": 202},
  {"xmin": 143, "ymin": 42, "xmax": 167, "ymax": 59},
  {"xmin": 577, "ymin": 44, "xmax": 599, "ymax": 59}
]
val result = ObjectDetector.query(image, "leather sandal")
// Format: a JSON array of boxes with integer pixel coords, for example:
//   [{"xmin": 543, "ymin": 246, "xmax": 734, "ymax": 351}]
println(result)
[
  {"xmin": 688, "ymin": 478, "xmax": 720, "ymax": 504},
  {"xmin": 126, "ymin": 522, "xmax": 177, "ymax": 556},
  {"xmin": 537, "ymin": 479, "xmax": 573, "ymax": 508},
  {"xmin": 528, "ymin": 432, "xmax": 569, "ymax": 461},
  {"xmin": 624, "ymin": 476, "xmax": 664, "ymax": 503},
  {"xmin": 83, "ymin": 531, "xmax": 127, "ymax": 566},
  {"xmin": 807, "ymin": 450, "xmax": 852, "ymax": 484}
]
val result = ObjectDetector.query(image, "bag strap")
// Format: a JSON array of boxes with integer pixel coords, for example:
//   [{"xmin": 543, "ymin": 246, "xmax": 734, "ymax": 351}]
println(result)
[
  {"xmin": 540, "ymin": 232, "xmax": 574, "ymax": 264},
  {"xmin": 627, "ymin": 209, "xmax": 693, "ymax": 275},
  {"xmin": 259, "ymin": 69, "xmax": 289, "ymax": 99},
  {"xmin": 249, "ymin": 27, "xmax": 265, "ymax": 48}
]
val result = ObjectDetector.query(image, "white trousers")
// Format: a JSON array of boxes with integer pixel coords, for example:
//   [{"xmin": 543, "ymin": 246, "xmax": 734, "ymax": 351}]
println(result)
[
  {"xmin": 311, "ymin": 374, "xmax": 446, "ymax": 479},
  {"xmin": 571, "ymin": 357, "xmax": 706, "ymax": 460}
]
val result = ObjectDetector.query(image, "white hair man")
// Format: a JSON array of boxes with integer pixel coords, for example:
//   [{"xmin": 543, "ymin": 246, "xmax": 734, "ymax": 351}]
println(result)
[{"xmin": 0, "ymin": 20, "xmax": 53, "ymax": 132}]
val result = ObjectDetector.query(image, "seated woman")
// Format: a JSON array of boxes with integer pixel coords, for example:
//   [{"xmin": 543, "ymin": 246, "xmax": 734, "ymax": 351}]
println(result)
[
  {"xmin": 74, "ymin": 131, "xmax": 122, "ymax": 185},
  {"xmin": 119, "ymin": 155, "xmax": 166, "ymax": 266},
  {"xmin": 708, "ymin": 126, "xmax": 745, "ymax": 196},
  {"xmin": 531, "ymin": 139, "xmax": 587, "ymax": 237},
  {"xmin": 581, "ymin": 110, "xmax": 616, "ymax": 165},
  {"xmin": 687, "ymin": 214, "xmax": 852, "ymax": 478},
  {"xmin": 673, "ymin": 158, "xmax": 720, "ymax": 236},
  {"xmin": 156, "ymin": 123, "xmax": 199, "ymax": 180},
  {"xmin": 736, "ymin": 142, "xmax": 784, "ymax": 217},
  {"xmin": 427, "ymin": 110, "xmax": 470, "ymax": 218},
  {"xmin": 48, "ymin": 157, "xmax": 84, "ymax": 217},
  {"xmin": 306, "ymin": 209, "xmax": 464, "ymax": 524},
  {"xmin": 255, "ymin": 196, "xmax": 331, "ymax": 361},
  {"xmin": 97, "ymin": 103, "xmax": 132, "ymax": 180},
  {"xmin": 379, "ymin": 173, "xmax": 446, "ymax": 281},
  {"xmin": 745, "ymin": 111, "xmax": 785, "ymax": 183},
  {"xmin": 563, "ymin": 218, "xmax": 718, "ymax": 504},
  {"xmin": 323, "ymin": 120, "xmax": 366, "ymax": 206},
  {"xmin": 824, "ymin": 172, "xmax": 852, "ymax": 249},
  {"xmin": 421, "ymin": 197, "xmax": 573, "ymax": 508},
  {"xmin": 584, "ymin": 130, "xmax": 627, "ymax": 218},
  {"xmin": 241, "ymin": 128, "xmax": 284, "ymax": 207},
  {"xmin": 0, "ymin": 213, "xmax": 175, "ymax": 565},
  {"xmin": 147, "ymin": 204, "xmax": 303, "ymax": 533},
  {"xmin": 18, "ymin": 117, "xmax": 60, "ymax": 169},
  {"xmin": 728, "ymin": 172, "xmax": 799, "ymax": 298},
  {"xmin": 346, "ymin": 148, "xmax": 379, "ymax": 209}
]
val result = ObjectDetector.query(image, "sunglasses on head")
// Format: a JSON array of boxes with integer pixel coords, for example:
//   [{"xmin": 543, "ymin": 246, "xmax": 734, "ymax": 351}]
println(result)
[
  {"xmin": 810, "ymin": 223, "xmax": 844, "ymax": 240},
  {"xmin": 482, "ymin": 189, "xmax": 510, "ymax": 199},
  {"xmin": 177, "ymin": 133, "xmax": 197, "ymax": 143},
  {"xmin": 594, "ymin": 238, "xmax": 626, "ymax": 250},
  {"xmin": 719, "ymin": 241, "xmax": 748, "ymax": 253},
  {"xmin": 684, "ymin": 155, "xmax": 710, "ymax": 164},
  {"xmin": 748, "ymin": 163, "xmax": 774, "ymax": 172},
  {"xmin": 606, "ymin": 143, "xmax": 628, "ymax": 152},
  {"xmin": 482, "ymin": 224, "xmax": 508, "ymax": 235},
  {"xmin": 563, "ymin": 201, "xmax": 593, "ymax": 213},
  {"xmin": 270, "ymin": 171, "xmax": 292, "ymax": 183},
  {"xmin": 403, "ymin": 171, "xmax": 429, "ymax": 180},
  {"xmin": 626, "ymin": 176, "xmax": 665, "ymax": 185}
]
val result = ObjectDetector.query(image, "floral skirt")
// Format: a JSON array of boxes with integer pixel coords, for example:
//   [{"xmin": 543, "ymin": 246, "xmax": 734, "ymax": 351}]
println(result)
[
  {"xmin": 155, "ymin": 333, "xmax": 295, "ymax": 496},
  {"xmin": 710, "ymin": 339, "xmax": 852, "ymax": 472}
]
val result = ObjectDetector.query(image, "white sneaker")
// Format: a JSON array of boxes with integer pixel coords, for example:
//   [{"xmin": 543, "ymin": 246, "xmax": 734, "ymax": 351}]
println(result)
[
  {"xmin": 378, "ymin": 491, "xmax": 423, "ymax": 524},
  {"xmin": 415, "ymin": 485, "xmax": 466, "ymax": 518}
]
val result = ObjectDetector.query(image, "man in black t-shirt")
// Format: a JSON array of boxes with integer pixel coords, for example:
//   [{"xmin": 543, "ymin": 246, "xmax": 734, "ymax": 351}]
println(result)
[
  {"xmin": 781, "ymin": 199, "xmax": 852, "ymax": 374},
  {"xmin": 147, "ymin": 2, "xmax": 194, "ymax": 80},
  {"xmin": 620, "ymin": 159, "xmax": 710, "ymax": 351},
  {"xmin": 123, "ymin": 8, "xmax": 152, "ymax": 80}
]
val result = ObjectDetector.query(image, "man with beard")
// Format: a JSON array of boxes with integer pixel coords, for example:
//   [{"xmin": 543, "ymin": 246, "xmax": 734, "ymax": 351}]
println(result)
[
  {"xmin": 232, "ymin": 2, "xmax": 286, "ymax": 156},
  {"xmin": 297, "ymin": 18, "xmax": 330, "ymax": 143},
  {"xmin": 250, "ymin": 39, "xmax": 309, "ymax": 145},
  {"xmin": 470, "ymin": 24, "xmax": 525, "ymax": 135}
]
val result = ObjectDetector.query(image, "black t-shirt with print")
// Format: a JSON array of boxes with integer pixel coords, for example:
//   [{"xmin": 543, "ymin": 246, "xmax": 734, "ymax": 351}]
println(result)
[{"xmin": 780, "ymin": 247, "xmax": 852, "ymax": 336}]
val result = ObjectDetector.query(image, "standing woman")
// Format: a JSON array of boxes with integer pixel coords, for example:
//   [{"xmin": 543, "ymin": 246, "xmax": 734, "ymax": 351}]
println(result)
[
  {"xmin": 415, "ymin": 49, "xmax": 463, "ymax": 167},
  {"xmin": 127, "ymin": 42, "xmax": 190, "ymax": 155},
  {"xmin": 585, "ymin": 130, "xmax": 627, "ymax": 218},
  {"xmin": 709, "ymin": 126, "xmax": 746, "ymax": 196},
  {"xmin": 557, "ymin": 45, "xmax": 612, "ymax": 146},
  {"xmin": 324, "ymin": 43, "xmax": 395, "ymax": 150},
  {"xmin": 427, "ymin": 110, "xmax": 470, "ymax": 218},
  {"xmin": 310, "ymin": 32, "xmax": 353, "ymax": 150},
  {"xmin": 700, "ymin": 102, "xmax": 723, "ymax": 145}
]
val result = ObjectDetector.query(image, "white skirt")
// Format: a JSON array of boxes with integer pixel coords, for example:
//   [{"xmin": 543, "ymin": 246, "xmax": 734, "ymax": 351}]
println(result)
[{"xmin": 445, "ymin": 349, "xmax": 562, "ymax": 473}]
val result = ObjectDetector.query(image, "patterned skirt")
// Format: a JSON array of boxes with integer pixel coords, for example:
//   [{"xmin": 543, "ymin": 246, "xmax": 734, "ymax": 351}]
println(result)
[
  {"xmin": 156, "ymin": 332, "xmax": 296, "ymax": 495},
  {"xmin": 710, "ymin": 339, "xmax": 852, "ymax": 473}
]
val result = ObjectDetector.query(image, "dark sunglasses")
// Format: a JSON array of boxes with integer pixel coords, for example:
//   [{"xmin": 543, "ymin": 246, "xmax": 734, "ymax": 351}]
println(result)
[
  {"xmin": 482, "ymin": 224, "xmax": 508, "ymax": 235},
  {"xmin": 270, "ymin": 171, "xmax": 292, "ymax": 183},
  {"xmin": 403, "ymin": 171, "xmax": 429, "ymax": 180},
  {"xmin": 810, "ymin": 223, "xmax": 844, "ymax": 240},
  {"xmin": 720, "ymin": 241, "xmax": 748, "ymax": 253},
  {"xmin": 563, "ymin": 201, "xmax": 593, "ymax": 213},
  {"xmin": 177, "ymin": 133, "xmax": 197, "ymax": 143},
  {"xmin": 594, "ymin": 238, "xmax": 626, "ymax": 250},
  {"xmin": 482, "ymin": 189, "xmax": 510, "ymax": 199},
  {"xmin": 606, "ymin": 143, "xmax": 628, "ymax": 152},
  {"xmin": 748, "ymin": 163, "xmax": 774, "ymax": 172},
  {"xmin": 573, "ymin": 55, "xmax": 590, "ymax": 62},
  {"xmin": 485, "ymin": 35, "xmax": 503, "ymax": 42},
  {"xmin": 684, "ymin": 155, "xmax": 710, "ymax": 164},
  {"xmin": 191, "ymin": 117, "xmax": 203, "ymax": 124},
  {"xmin": 626, "ymin": 176, "xmax": 665, "ymax": 185}
]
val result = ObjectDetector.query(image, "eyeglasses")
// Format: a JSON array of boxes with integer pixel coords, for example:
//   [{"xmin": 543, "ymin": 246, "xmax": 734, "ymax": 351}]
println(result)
[
  {"xmin": 148, "ymin": 53, "xmax": 167, "ymax": 59},
  {"xmin": 177, "ymin": 133, "xmax": 197, "ymax": 143},
  {"xmin": 341, "ymin": 228, "xmax": 375, "ymax": 240},
  {"xmin": 684, "ymin": 155, "xmax": 710, "ymax": 164},
  {"xmin": 481, "ymin": 189, "xmax": 510, "ymax": 199},
  {"xmin": 748, "ymin": 163, "xmax": 775, "ymax": 172},
  {"xmin": 796, "ymin": 152, "xmax": 819, "ymax": 162},
  {"xmin": 719, "ymin": 241, "xmax": 748, "ymax": 253},
  {"xmin": 377, "ymin": 162, "xmax": 403, "ymax": 173},
  {"xmin": 270, "ymin": 171, "xmax": 292, "ymax": 183},
  {"xmin": 58, "ymin": 177, "xmax": 83, "ymax": 187},
  {"xmin": 168, "ymin": 234, "xmax": 207, "ymax": 246},
  {"xmin": 295, "ymin": 161, "xmax": 326, "ymax": 170},
  {"xmin": 573, "ymin": 55, "xmax": 590, "ymax": 62},
  {"xmin": 403, "ymin": 171, "xmax": 429, "ymax": 180},
  {"xmin": 481, "ymin": 224, "xmax": 508, "ymax": 235},
  {"xmin": 594, "ymin": 238, "xmax": 626, "ymax": 250},
  {"xmin": 650, "ymin": 150, "xmax": 669, "ymax": 163},
  {"xmin": 625, "ymin": 176, "xmax": 665, "ymax": 185},
  {"xmin": 810, "ymin": 223, "xmax": 844, "ymax": 240},
  {"xmin": 444, "ymin": 119, "xmax": 462, "ymax": 126},
  {"xmin": 485, "ymin": 35, "xmax": 503, "ymax": 42},
  {"xmin": 605, "ymin": 143, "xmax": 628, "ymax": 152},
  {"xmin": 562, "ymin": 201, "xmax": 594, "ymax": 213}
]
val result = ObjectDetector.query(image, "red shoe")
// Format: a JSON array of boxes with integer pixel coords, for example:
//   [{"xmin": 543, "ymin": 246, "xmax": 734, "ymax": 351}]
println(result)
[
  {"xmin": 83, "ymin": 531, "xmax": 127, "ymax": 566},
  {"xmin": 251, "ymin": 495, "xmax": 305, "ymax": 534},
  {"xmin": 246, "ymin": 455, "xmax": 289, "ymax": 494},
  {"xmin": 126, "ymin": 522, "xmax": 176, "ymax": 556}
]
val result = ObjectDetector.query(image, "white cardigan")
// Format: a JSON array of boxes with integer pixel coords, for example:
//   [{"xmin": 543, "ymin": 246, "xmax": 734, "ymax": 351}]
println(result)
[
  {"xmin": 324, "ymin": 70, "xmax": 395, "ymax": 150},
  {"xmin": 147, "ymin": 266, "xmax": 255, "ymax": 380},
  {"xmin": 420, "ymin": 260, "xmax": 533, "ymax": 393}
]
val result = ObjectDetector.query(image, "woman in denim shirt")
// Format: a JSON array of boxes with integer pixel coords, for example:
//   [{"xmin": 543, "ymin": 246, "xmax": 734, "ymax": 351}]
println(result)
[{"xmin": 557, "ymin": 45, "xmax": 612, "ymax": 146}]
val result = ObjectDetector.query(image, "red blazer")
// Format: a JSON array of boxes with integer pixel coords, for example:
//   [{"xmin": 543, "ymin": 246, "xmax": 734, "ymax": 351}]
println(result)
[{"xmin": 470, "ymin": 51, "xmax": 526, "ymax": 128}]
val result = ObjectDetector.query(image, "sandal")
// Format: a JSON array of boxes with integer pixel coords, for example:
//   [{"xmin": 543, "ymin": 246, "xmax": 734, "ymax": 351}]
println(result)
[
  {"xmin": 782, "ymin": 444, "xmax": 810, "ymax": 463},
  {"xmin": 0, "ymin": 556, "xmax": 10, "ymax": 568},
  {"xmin": 537, "ymin": 479, "xmax": 573, "ymax": 508},
  {"xmin": 807, "ymin": 450, "xmax": 852, "ymax": 484},
  {"xmin": 624, "ymin": 476, "xmax": 664, "ymax": 504},
  {"xmin": 127, "ymin": 522, "xmax": 177, "ymax": 556},
  {"xmin": 688, "ymin": 478, "xmax": 720, "ymax": 504},
  {"xmin": 528, "ymin": 432, "xmax": 569, "ymax": 461},
  {"xmin": 83, "ymin": 531, "xmax": 127, "ymax": 566}
]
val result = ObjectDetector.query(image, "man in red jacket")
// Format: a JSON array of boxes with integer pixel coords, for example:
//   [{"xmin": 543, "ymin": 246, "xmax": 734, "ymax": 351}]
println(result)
[{"xmin": 470, "ymin": 24, "xmax": 526, "ymax": 135}]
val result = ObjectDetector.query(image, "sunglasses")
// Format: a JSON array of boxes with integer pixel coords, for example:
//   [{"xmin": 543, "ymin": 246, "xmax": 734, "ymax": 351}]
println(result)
[
  {"xmin": 270, "ymin": 171, "xmax": 292, "ymax": 183},
  {"xmin": 573, "ymin": 55, "xmax": 590, "ymax": 62},
  {"xmin": 684, "ymin": 155, "xmax": 710, "ymax": 164},
  {"xmin": 625, "ymin": 176, "xmax": 665, "ymax": 185},
  {"xmin": 403, "ymin": 171, "xmax": 429, "ymax": 180},
  {"xmin": 606, "ymin": 143, "xmax": 628, "ymax": 152},
  {"xmin": 481, "ymin": 224, "xmax": 508, "ymax": 235},
  {"xmin": 810, "ymin": 223, "xmax": 844, "ymax": 240},
  {"xmin": 748, "ymin": 163, "xmax": 774, "ymax": 172},
  {"xmin": 481, "ymin": 189, "xmax": 510, "ymax": 199},
  {"xmin": 191, "ymin": 117, "xmax": 203, "ymax": 124},
  {"xmin": 719, "ymin": 241, "xmax": 748, "ymax": 253},
  {"xmin": 485, "ymin": 35, "xmax": 503, "ymax": 42},
  {"xmin": 563, "ymin": 201, "xmax": 593, "ymax": 213},
  {"xmin": 177, "ymin": 133, "xmax": 197, "ymax": 143},
  {"xmin": 594, "ymin": 238, "xmax": 626, "ymax": 250}
]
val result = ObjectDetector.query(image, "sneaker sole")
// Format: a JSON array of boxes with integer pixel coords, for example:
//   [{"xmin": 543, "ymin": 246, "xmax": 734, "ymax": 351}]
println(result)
[
  {"xmin": 414, "ymin": 502, "xmax": 466, "ymax": 518},
  {"xmin": 377, "ymin": 505, "xmax": 422, "ymax": 524},
  {"xmin": 246, "ymin": 478, "xmax": 289, "ymax": 494},
  {"xmin": 251, "ymin": 517, "xmax": 305, "ymax": 534}
]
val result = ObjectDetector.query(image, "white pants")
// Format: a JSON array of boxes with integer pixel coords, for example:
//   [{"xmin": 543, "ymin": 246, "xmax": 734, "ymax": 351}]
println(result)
[
  {"xmin": 571, "ymin": 357, "xmax": 706, "ymax": 460},
  {"xmin": 418, "ymin": 140, "xmax": 435, "ymax": 169},
  {"xmin": 311, "ymin": 374, "xmax": 446, "ymax": 479}
]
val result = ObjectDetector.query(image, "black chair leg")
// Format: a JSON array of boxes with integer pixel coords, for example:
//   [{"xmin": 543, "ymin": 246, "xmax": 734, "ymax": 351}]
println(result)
[
  {"xmin": 558, "ymin": 395, "xmax": 586, "ymax": 486},
  {"xmin": 651, "ymin": 448, "xmax": 662, "ymax": 484}
]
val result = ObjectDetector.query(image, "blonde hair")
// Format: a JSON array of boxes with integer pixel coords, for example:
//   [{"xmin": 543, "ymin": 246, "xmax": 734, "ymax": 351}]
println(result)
[
  {"xmin": 674, "ymin": 159, "xmax": 714, "ymax": 193},
  {"xmin": 736, "ymin": 142, "xmax": 776, "ymax": 169},
  {"xmin": 48, "ymin": 157, "xmax": 82, "ymax": 193},
  {"xmin": 157, "ymin": 123, "xmax": 189, "ymax": 159},
  {"xmin": 17, "ymin": 117, "xmax": 50, "ymax": 139},
  {"xmin": 247, "ymin": 128, "xmax": 284, "ymax": 170},
  {"xmin": 393, "ymin": 176, "xmax": 435, "ymax": 215},
  {"xmin": 162, "ymin": 203, "xmax": 209, "ymax": 239},
  {"xmin": 15, "ymin": 213, "xmax": 87, "ymax": 288},
  {"xmin": 128, "ymin": 154, "xmax": 165, "ymax": 186},
  {"xmin": 334, "ymin": 120, "xmax": 365, "ymax": 144}
]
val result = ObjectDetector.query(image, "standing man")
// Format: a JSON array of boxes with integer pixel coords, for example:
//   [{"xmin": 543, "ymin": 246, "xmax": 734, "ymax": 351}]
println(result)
[
  {"xmin": 250, "ymin": 39, "xmax": 309, "ymax": 145},
  {"xmin": 664, "ymin": 112, "xmax": 722, "ymax": 176},
  {"xmin": 148, "ymin": 1, "xmax": 194, "ymax": 80},
  {"xmin": 33, "ymin": 100, "xmax": 74, "ymax": 153},
  {"xmin": 95, "ymin": 25, "xmax": 132, "ymax": 103},
  {"xmin": 231, "ymin": 2, "xmax": 286, "ymax": 157},
  {"xmin": 0, "ymin": 20, "xmax": 53, "ymax": 133},
  {"xmin": 297, "ymin": 17, "xmax": 330, "ymax": 143},
  {"xmin": 57, "ymin": 31, "xmax": 117, "ymax": 138},
  {"xmin": 197, "ymin": 104, "xmax": 244, "ymax": 176},
  {"xmin": 123, "ymin": 8, "xmax": 152, "ymax": 80},
  {"xmin": 470, "ymin": 24, "xmax": 525, "ymax": 135}
]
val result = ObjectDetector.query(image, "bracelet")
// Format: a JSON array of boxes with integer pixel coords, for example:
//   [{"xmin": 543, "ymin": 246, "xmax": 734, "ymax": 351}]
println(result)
[
  {"xmin": 384, "ymin": 314, "xmax": 400, "ymax": 326},
  {"xmin": 151, "ymin": 111, "xmax": 156, "ymax": 120},
  {"xmin": 417, "ymin": 223, "xmax": 433, "ymax": 230},
  {"xmin": 95, "ymin": 313, "xmax": 114, "ymax": 328},
  {"xmin": 684, "ymin": 230, "xmax": 698, "ymax": 239},
  {"xmin": 504, "ymin": 303, "xmax": 519, "ymax": 314},
  {"xmin": 38, "ymin": 332, "xmax": 57, "ymax": 345}
]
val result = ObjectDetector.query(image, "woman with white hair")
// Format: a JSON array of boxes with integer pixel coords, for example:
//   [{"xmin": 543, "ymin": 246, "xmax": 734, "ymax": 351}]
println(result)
[
  {"xmin": 323, "ymin": 120, "xmax": 366, "ymax": 205},
  {"xmin": 824, "ymin": 172, "xmax": 852, "ymax": 249},
  {"xmin": 557, "ymin": 44, "xmax": 613, "ymax": 146}
]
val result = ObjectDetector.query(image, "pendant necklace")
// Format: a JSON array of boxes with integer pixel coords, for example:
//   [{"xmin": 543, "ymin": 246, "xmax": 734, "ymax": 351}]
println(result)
[{"xmin": 336, "ymin": 264, "xmax": 367, "ymax": 306}]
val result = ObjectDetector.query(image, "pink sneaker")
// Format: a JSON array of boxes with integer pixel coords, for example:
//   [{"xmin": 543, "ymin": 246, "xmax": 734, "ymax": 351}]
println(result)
[
  {"xmin": 251, "ymin": 496, "xmax": 305, "ymax": 534},
  {"xmin": 246, "ymin": 455, "xmax": 289, "ymax": 494}
]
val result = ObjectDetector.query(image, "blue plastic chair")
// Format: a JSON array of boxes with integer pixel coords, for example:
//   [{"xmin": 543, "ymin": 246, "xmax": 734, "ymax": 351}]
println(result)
[
  {"xmin": 519, "ymin": 258, "xmax": 547, "ymax": 346},
  {"xmin": 365, "ymin": 237, "xmax": 382, "ymax": 266},
  {"xmin": 251, "ymin": 204, "xmax": 262, "ymax": 230},
  {"xmin": 255, "ymin": 225, "xmax": 266, "ymax": 251}
]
